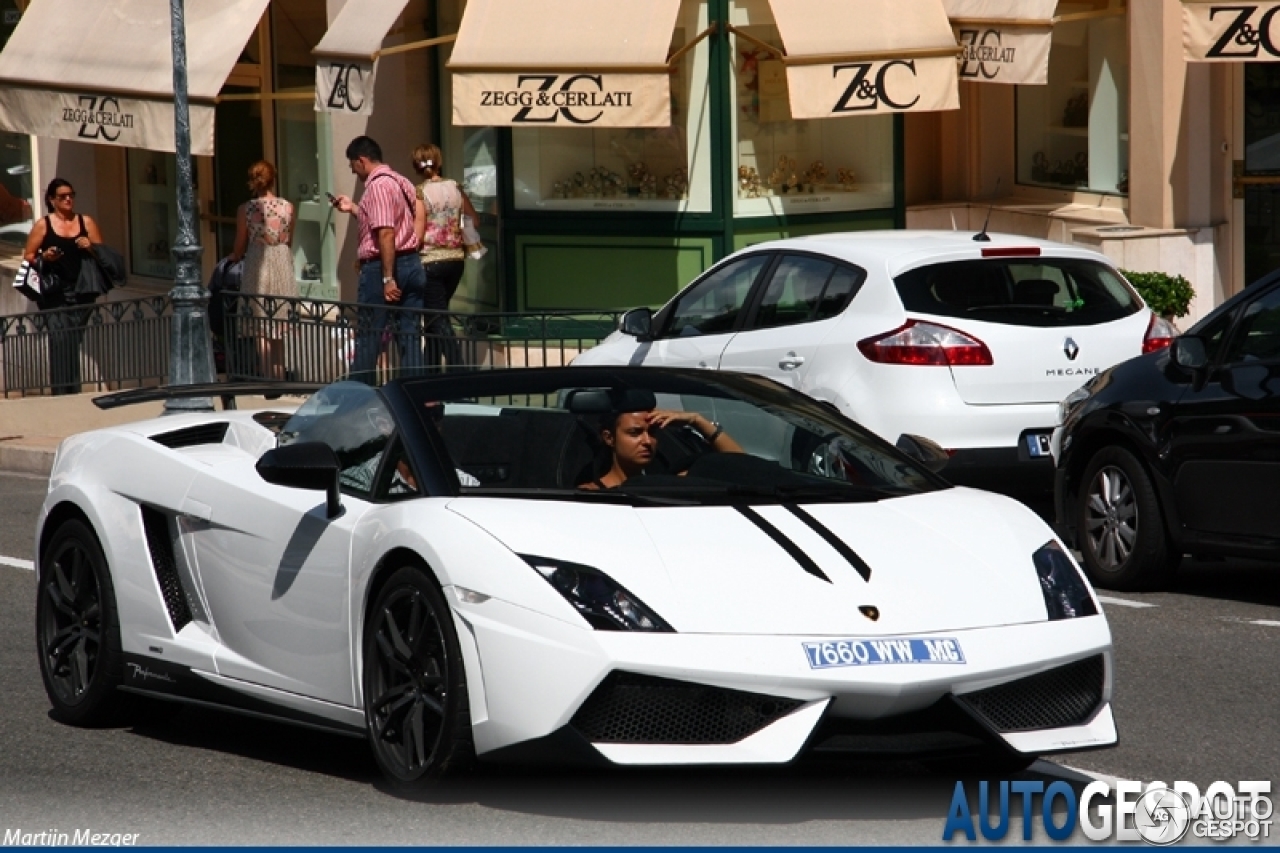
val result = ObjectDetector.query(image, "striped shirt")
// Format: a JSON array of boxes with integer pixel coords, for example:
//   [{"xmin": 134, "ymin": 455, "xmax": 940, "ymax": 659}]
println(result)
[{"xmin": 356, "ymin": 165, "xmax": 419, "ymax": 261}]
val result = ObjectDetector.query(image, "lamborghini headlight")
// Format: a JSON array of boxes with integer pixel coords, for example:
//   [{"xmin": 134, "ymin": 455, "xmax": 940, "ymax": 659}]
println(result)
[
  {"xmin": 1033, "ymin": 541, "xmax": 1099, "ymax": 620},
  {"xmin": 520, "ymin": 555, "xmax": 674, "ymax": 632}
]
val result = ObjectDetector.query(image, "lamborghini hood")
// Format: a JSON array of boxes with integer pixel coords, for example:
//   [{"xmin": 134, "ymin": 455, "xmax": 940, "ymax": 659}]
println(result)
[{"xmin": 447, "ymin": 487, "xmax": 1062, "ymax": 635}]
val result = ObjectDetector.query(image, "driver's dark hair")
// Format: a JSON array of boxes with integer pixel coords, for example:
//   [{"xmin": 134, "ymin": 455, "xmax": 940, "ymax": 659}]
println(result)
[
  {"xmin": 345, "ymin": 135, "xmax": 383, "ymax": 163},
  {"xmin": 44, "ymin": 178, "xmax": 73, "ymax": 212}
]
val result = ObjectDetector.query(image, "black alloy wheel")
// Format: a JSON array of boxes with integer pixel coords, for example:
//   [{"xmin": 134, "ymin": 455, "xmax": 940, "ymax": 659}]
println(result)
[
  {"xmin": 363, "ymin": 566, "xmax": 472, "ymax": 787},
  {"xmin": 1077, "ymin": 446, "xmax": 1177, "ymax": 591},
  {"xmin": 36, "ymin": 518, "xmax": 127, "ymax": 726}
]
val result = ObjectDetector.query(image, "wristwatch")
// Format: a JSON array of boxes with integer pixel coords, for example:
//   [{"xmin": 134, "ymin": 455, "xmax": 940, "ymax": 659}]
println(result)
[
  {"xmin": 706, "ymin": 421, "xmax": 724, "ymax": 443},
  {"xmin": 382, "ymin": 276, "xmax": 394, "ymax": 284}
]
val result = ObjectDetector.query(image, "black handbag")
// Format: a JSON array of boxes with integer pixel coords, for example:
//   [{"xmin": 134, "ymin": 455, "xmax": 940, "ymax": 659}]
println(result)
[{"xmin": 73, "ymin": 243, "xmax": 127, "ymax": 299}]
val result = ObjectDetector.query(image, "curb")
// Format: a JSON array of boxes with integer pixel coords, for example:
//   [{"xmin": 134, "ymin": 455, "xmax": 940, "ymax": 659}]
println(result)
[{"xmin": 0, "ymin": 441, "xmax": 56, "ymax": 477}]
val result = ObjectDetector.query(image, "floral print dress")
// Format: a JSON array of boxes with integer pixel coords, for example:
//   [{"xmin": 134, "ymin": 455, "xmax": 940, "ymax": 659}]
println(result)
[{"xmin": 241, "ymin": 196, "xmax": 297, "ymax": 329}]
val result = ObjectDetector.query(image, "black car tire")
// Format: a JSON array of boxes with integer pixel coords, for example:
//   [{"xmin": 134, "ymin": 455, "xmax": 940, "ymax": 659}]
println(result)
[
  {"xmin": 363, "ymin": 565, "xmax": 473, "ymax": 788},
  {"xmin": 1076, "ymin": 446, "xmax": 1177, "ymax": 591},
  {"xmin": 36, "ymin": 518, "xmax": 128, "ymax": 726}
]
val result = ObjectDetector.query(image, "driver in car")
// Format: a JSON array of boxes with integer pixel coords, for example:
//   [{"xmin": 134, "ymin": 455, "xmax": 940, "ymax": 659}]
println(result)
[{"xmin": 581, "ymin": 406, "xmax": 742, "ymax": 490}]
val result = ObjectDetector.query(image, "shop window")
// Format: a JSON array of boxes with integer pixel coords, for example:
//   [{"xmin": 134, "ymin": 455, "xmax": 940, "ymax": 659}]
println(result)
[
  {"xmin": 1015, "ymin": 3, "xmax": 1128, "ymax": 195},
  {"xmin": 273, "ymin": 0, "xmax": 335, "ymax": 298},
  {"xmin": 728, "ymin": 0, "xmax": 894, "ymax": 217},
  {"xmin": 505, "ymin": 0, "xmax": 713, "ymax": 214},
  {"xmin": 0, "ymin": 0, "xmax": 33, "ymax": 239},
  {"xmin": 127, "ymin": 150, "xmax": 179, "ymax": 280}
]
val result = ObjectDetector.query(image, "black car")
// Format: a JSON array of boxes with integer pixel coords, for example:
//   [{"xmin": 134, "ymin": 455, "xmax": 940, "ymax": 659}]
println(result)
[{"xmin": 1055, "ymin": 269, "xmax": 1280, "ymax": 590}]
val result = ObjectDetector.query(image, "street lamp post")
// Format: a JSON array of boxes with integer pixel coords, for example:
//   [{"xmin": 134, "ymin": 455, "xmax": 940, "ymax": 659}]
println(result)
[{"xmin": 164, "ymin": 0, "xmax": 216, "ymax": 413}]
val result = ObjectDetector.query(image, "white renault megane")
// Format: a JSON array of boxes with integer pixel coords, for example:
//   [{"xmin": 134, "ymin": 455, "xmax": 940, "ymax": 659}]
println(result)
[
  {"xmin": 574, "ymin": 231, "xmax": 1173, "ymax": 500},
  {"xmin": 35, "ymin": 367, "xmax": 1115, "ymax": 789}
]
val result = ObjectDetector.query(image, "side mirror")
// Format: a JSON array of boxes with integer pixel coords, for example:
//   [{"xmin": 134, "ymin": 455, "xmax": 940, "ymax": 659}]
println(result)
[
  {"xmin": 619, "ymin": 307, "xmax": 654, "ymax": 341},
  {"xmin": 1171, "ymin": 335, "xmax": 1207, "ymax": 370},
  {"xmin": 895, "ymin": 434, "xmax": 950, "ymax": 474},
  {"xmin": 257, "ymin": 441, "xmax": 343, "ymax": 518}
]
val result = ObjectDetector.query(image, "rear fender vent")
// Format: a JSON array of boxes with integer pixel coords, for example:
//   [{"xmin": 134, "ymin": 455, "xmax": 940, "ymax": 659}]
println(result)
[
  {"xmin": 957, "ymin": 654, "xmax": 1105, "ymax": 733},
  {"xmin": 140, "ymin": 506, "xmax": 192, "ymax": 632},
  {"xmin": 151, "ymin": 422, "xmax": 229, "ymax": 449},
  {"xmin": 571, "ymin": 671, "xmax": 803, "ymax": 745}
]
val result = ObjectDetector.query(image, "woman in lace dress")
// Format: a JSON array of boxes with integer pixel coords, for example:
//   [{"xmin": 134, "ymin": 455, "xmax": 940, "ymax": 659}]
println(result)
[{"xmin": 230, "ymin": 160, "xmax": 296, "ymax": 383}]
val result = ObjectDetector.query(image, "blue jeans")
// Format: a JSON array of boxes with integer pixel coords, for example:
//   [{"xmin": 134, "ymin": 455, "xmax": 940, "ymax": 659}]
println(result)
[{"xmin": 352, "ymin": 254, "xmax": 426, "ymax": 383}]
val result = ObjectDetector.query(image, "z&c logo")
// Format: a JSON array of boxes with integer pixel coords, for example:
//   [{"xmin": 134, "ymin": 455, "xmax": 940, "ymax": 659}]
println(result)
[
  {"xmin": 478, "ymin": 74, "xmax": 634, "ymax": 125},
  {"xmin": 323, "ymin": 62, "xmax": 369, "ymax": 113},
  {"xmin": 831, "ymin": 60, "xmax": 920, "ymax": 113},
  {"xmin": 61, "ymin": 95, "xmax": 134, "ymax": 142},
  {"xmin": 958, "ymin": 29, "xmax": 1017, "ymax": 80},
  {"xmin": 1206, "ymin": 5, "xmax": 1280, "ymax": 58}
]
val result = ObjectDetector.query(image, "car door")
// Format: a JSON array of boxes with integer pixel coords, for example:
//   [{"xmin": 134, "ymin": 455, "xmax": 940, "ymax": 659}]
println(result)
[
  {"xmin": 642, "ymin": 253, "xmax": 773, "ymax": 369},
  {"xmin": 1166, "ymin": 284, "xmax": 1280, "ymax": 541},
  {"xmin": 719, "ymin": 254, "xmax": 864, "ymax": 390},
  {"xmin": 182, "ymin": 384, "xmax": 394, "ymax": 707}
]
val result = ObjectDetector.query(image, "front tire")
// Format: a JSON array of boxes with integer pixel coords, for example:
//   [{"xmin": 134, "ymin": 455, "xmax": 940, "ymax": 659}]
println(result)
[
  {"xmin": 1076, "ymin": 446, "xmax": 1177, "ymax": 591},
  {"xmin": 363, "ymin": 565, "xmax": 473, "ymax": 788},
  {"xmin": 36, "ymin": 518, "xmax": 128, "ymax": 726}
]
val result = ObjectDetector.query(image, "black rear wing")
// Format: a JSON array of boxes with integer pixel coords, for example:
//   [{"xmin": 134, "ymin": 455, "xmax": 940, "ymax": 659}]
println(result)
[{"xmin": 92, "ymin": 382, "xmax": 324, "ymax": 410}]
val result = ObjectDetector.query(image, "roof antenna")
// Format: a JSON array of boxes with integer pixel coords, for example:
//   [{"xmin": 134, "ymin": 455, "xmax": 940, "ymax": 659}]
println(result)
[{"xmin": 973, "ymin": 178, "xmax": 1001, "ymax": 242}]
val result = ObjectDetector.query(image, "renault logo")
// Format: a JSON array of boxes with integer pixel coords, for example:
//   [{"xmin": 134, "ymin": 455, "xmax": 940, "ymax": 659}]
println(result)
[{"xmin": 1064, "ymin": 337, "xmax": 1080, "ymax": 361}]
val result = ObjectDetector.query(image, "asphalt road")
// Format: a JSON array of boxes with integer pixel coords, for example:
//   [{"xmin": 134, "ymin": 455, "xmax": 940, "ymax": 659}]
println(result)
[{"xmin": 1, "ymin": 470, "xmax": 1277, "ymax": 845}]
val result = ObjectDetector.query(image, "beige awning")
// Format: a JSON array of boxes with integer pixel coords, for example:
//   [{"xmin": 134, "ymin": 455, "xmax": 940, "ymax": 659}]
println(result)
[
  {"xmin": 449, "ymin": 0, "xmax": 682, "ymax": 128},
  {"xmin": 312, "ymin": 0, "xmax": 411, "ymax": 115},
  {"xmin": 944, "ymin": 0, "xmax": 1056, "ymax": 85},
  {"xmin": 0, "ymin": 0, "xmax": 269, "ymax": 156},
  {"xmin": 762, "ymin": 0, "xmax": 960, "ymax": 118},
  {"xmin": 1183, "ymin": 0, "xmax": 1280, "ymax": 61}
]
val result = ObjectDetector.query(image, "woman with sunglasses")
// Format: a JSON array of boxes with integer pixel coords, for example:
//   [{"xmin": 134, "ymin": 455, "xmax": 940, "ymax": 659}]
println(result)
[{"xmin": 23, "ymin": 178, "xmax": 105, "ymax": 393}]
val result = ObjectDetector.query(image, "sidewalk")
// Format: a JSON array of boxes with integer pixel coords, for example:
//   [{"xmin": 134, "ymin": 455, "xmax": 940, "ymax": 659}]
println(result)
[{"xmin": 0, "ymin": 392, "xmax": 277, "ymax": 476}]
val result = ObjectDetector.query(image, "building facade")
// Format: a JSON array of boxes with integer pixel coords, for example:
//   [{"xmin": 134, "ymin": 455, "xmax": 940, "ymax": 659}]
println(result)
[{"xmin": 0, "ymin": 0, "xmax": 1269, "ymax": 329}]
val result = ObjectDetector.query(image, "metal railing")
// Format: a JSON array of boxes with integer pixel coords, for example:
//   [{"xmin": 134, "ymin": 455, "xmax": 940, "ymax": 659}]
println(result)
[
  {"xmin": 0, "ymin": 296, "xmax": 172, "ymax": 396},
  {"xmin": 0, "ymin": 292, "xmax": 622, "ymax": 396},
  {"xmin": 218, "ymin": 294, "xmax": 620, "ymax": 384}
]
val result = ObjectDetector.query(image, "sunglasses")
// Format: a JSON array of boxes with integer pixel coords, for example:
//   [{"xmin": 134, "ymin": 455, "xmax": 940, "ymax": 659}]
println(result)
[{"xmin": 54, "ymin": 192, "xmax": 75, "ymax": 200}]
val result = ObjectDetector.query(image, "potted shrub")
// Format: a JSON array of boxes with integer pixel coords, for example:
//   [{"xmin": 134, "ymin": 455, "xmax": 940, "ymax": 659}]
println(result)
[{"xmin": 1120, "ymin": 270, "xmax": 1195, "ymax": 321}]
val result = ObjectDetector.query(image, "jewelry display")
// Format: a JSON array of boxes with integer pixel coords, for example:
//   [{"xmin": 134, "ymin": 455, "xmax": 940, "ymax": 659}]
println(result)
[
  {"xmin": 803, "ymin": 160, "xmax": 827, "ymax": 193},
  {"xmin": 837, "ymin": 168, "xmax": 857, "ymax": 190},
  {"xmin": 663, "ymin": 167, "xmax": 689, "ymax": 199},
  {"xmin": 737, "ymin": 165, "xmax": 763, "ymax": 198}
]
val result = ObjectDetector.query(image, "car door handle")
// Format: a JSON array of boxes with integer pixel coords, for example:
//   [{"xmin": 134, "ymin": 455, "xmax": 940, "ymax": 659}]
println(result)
[{"xmin": 778, "ymin": 354, "xmax": 805, "ymax": 369}]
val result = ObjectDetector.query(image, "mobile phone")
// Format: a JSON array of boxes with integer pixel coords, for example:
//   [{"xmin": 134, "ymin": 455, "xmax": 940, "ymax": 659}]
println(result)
[{"xmin": 325, "ymin": 192, "xmax": 338, "ymax": 206}]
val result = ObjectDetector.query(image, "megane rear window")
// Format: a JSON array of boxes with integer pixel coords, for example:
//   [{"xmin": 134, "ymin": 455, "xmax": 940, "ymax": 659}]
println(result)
[
  {"xmin": 404, "ymin": 371, "xmax": 943, "ymax": 503},
  {"xmin": 894, "ymin": 258, "xmax": 1142, "ymax": 327}
]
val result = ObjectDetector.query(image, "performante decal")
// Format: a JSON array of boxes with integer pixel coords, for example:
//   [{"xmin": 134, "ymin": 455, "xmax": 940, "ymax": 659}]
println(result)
[
  {"xmin": 784, "ymin": 504, "xmax": 872, "ymax": 582},
  {"xmin": 733, "ymin": 505, "xmax": 831, "ymax": 583},
  {"xmin": 802, "ymin": 637, "xmax": 966, "ymax": 669}
]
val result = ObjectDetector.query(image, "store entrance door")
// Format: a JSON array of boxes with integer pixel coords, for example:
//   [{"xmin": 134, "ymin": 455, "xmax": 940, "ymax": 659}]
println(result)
[{"xmin": 1241, "ymin": 65, "xmax": 1280, "ymax": 287}]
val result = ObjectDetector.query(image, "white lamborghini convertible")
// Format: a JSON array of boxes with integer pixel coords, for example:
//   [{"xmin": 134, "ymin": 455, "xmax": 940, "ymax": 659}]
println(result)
[{"xmin": 35, "ymin": 367, "xmax": 1116, "ymax": 788}]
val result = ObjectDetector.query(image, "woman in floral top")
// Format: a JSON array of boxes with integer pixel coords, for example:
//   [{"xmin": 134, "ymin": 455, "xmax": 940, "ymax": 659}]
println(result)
[
  {"xmin": 412, "ymin": 143, "xmax": 479, "ymax": 371},
  {"xmin": 231, "ymin": 160, "xmax": 297, "ymax": 384}
]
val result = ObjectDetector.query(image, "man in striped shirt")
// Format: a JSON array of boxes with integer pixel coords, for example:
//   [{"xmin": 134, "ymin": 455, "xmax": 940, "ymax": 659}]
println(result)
[{"xmin": 333, "ymin": 135, "xmax": 425, "ymax": 382}]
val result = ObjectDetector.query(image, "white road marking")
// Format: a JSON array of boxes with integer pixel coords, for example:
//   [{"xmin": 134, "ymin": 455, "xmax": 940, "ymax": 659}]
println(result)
[
  {"xmin": 0, "ymin": 555, "xmax": 34, "ymax": 571},
  {"xmin": 1248, "ymin": 619, "xmax": 1280, "ymax": 627},
  {"xmin": 1097, "ymin": 595, "xmax": 1157, "ymax": 609}
]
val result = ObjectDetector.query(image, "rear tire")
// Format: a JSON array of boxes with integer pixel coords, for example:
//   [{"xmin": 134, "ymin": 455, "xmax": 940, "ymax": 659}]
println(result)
[
  {"xmin": 36, "ymin": 518, "xmax": 128, "ymax": 726},
  {"xmin": 1076, "ymin": 446, "xmax": 1178, "ymax": 591},
  {"xmin": 363, "ymin": 565, "xmax": 473, "ymax": 788}
]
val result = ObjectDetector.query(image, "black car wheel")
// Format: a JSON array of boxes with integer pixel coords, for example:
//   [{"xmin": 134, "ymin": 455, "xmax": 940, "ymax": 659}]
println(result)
[
  {"xmin": 1077, "ymin": 447, "xmax": 1176, "ymax": 591},
  {"xmin": 363, "ymin": 565, "xmax": 473, "ymax": 788},
  {"xmin": 36, "ymin": 518, "xmax": 127, "ymax": 726}
]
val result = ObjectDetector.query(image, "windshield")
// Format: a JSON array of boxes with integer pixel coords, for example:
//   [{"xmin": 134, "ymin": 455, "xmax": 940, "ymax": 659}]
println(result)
[
  {"xmin": 895, "ymin": 258, "xmax": 1142, "ymax": 327},
  {"xmin": 404, "ymin": 370, "xmax": 944, "ymax": 504}
]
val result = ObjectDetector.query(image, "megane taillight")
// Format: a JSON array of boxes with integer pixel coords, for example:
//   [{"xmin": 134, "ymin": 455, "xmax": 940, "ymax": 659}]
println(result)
[
  {"xmin": 857, "ymin": 320, "xmax": 994, "ymax": 367},
  {"xmin": 1142, "ymin": 312, "xmax": 1177, "ymax": 354}
]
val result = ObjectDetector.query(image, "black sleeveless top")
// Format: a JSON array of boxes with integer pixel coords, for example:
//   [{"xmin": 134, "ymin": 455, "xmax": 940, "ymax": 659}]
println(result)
[{"xmin": 38, "ymin": 214, "xmax": 88, "ymax": 286}]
